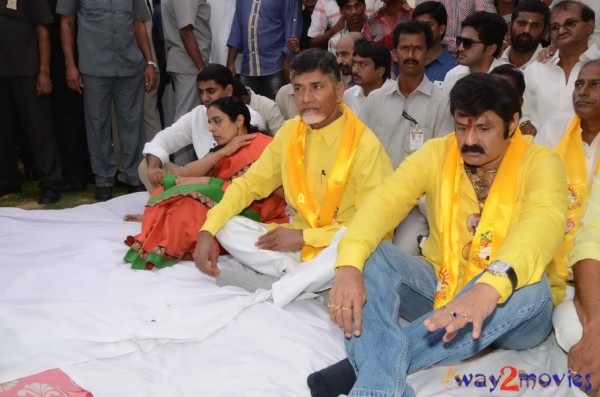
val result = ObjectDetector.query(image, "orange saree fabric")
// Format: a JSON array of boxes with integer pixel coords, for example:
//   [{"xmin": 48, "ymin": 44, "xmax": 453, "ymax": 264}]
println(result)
[{"xmin": 124, "ymin": 134, "xmax": 288, "ymax": 269}]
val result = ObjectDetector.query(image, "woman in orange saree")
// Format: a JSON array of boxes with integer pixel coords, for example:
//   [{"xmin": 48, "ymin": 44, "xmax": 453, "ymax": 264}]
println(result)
[{"xmin": 124, "ymin": 96, "xmax": 288, "ymax": 270}]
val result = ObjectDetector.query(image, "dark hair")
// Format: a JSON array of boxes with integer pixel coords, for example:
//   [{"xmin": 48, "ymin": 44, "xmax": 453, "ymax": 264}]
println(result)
[
  {"xmin": 353, "ymin": 40, "xmax": 392, "ymax": 80},
  {"xmin": 450, "ymin": 73, "xmax": 521, "ymax": 138},
  {"xmin": 490, "ymin": 64, "xmax": 526, "ymax": 97},
  {"xmin": 231, "ymin": 78, "xmax": 249, "ymax": 98},
  {"xmin": 461, "ymin": 12, "xmax": 508, "ymax": 58},
  {"xmin": 551, "ymin": 0, "xmax": 595, "ymax": 23},
  {"xmin": 196, "ymin": 63, "xmax": 235, "ymax": 89},
  {"xmin": 336, "ymin": 0, "xmax": 365, "ymax": 8},
  {"xmin": 392, "ymin": 20, "xmax": 434, "ymax": 50},
  {"xmin": 206, "ymin": 96, "xmax": 266, "ymax": 136},
  {"xmin": 511, "ymin": 0, "xmax": 550, "ymax": 27},
  {"xmin": 412, "ymin": 1, "xmax": 448, "ymax": 39},
  {"xmin": 291, "ymin": 48, "xmax": 341, "ymax": 83}
]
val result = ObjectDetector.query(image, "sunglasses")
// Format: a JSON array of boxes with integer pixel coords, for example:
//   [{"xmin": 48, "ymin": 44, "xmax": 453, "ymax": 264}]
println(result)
[{"xmin": 455, "ymin": 36, "xmax": 485, "ymax": 50}]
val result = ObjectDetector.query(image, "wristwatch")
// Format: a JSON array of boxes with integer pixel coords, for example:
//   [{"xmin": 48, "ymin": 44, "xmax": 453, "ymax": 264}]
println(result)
[
  {"xmin": 485, "ymin": 260, "xmax": 518, "ymax": 291},
  {"xmin": 146, "ymin": 60, "xmax": 158, "ymax": 70}
]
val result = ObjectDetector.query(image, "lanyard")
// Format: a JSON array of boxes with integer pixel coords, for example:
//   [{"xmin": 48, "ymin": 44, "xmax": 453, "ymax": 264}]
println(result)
[{"xmin": 402, "ymin": 110, "xmax": 419, "ymax": 125}]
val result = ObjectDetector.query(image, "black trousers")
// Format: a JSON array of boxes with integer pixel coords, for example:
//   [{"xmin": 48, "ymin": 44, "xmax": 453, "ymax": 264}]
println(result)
[{"xmin": 0, "ymin": 76, "xmax": 62, "ymax": 189}]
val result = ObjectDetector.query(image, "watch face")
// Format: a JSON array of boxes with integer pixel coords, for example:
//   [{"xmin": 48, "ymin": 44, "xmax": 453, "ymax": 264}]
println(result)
[{"xmin": 488, "ymin": 261, "xmax": 510, "ymax": 273}]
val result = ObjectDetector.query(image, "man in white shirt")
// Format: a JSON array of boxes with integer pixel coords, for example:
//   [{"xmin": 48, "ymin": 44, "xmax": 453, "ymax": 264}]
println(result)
[
  {"xmin": 308, "ymin": 0, "xmax": 382, "ymax": 49},
  {"xmin": 443, "ymin": 11, "xmax": 508, "ymax": 92},
  {"xmin": 360, "ymin": 21, "xmax": 454, "ymax": 255},
  {"xmin": 521, "ymin": 1, "xmax": 598, "ymax": 136},
  {"xmin": 343, "ymin": 40, "xmax": 395, "ymax": 114},
  {"xmin": 233, "ymin": 80, "xmax": 286, "ymax": 134},
  {"xmin": 275, "ymin": 83, "xmax": 298, "ymax": 120},
  {"xmin": 139, "ymin": 64, "xmax": 265, "ymax": 192},
  {"xmin": 552, "ymin": 0, "xmax": 600, "ymax": 49},
  {"xmin": 499, "ymin": 0, "xmax": 549, "ymax": 70},
  {"xmin": 328, "ymin": 0, "xmax": 368, "ymax": 54}
]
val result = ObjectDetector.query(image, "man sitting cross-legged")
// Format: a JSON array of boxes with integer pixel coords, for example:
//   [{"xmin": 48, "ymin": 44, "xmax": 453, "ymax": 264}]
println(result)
[
  {"xmin": 192, "ymin": 48, "xmax": 392, "ymax": 307},
  {"xmin": 553, "ymin": 171, "xmax": 600, "ymax": 397},
  {"xmin": 536, "ymin": 59, "xmax": 600, "ymax": 304},
  {"xmin": 308, "ymin": 73, "xmax": 568, "ymax": 397}
]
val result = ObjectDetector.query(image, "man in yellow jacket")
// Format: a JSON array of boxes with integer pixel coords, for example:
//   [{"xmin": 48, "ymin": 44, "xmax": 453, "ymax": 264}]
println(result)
[
  {"xmin": 309, "ymin": 73, "xmax": 568, "ymax": 396},
  {"xmin": 192, "ymin": 48, "xmax": 392, "ymax": 306}
]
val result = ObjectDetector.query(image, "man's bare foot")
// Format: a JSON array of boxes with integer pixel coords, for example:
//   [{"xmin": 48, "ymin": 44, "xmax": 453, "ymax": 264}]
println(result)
[{"xmin": 123, "ymin": 214, "xmax": 143, "ymax": 222}]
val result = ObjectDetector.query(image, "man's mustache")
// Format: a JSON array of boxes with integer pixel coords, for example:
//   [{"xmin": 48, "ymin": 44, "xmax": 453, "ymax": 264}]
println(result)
[
  {"xmin": 403, "ymin": 59, "xmax": 419, "ymax": 65},
  {"xmin": 516, "ymin": 33, "xmax": 533, "ymax": 41},
  {"xmin": 461, "ymin": 144, "xmax": 485, "ymax": 154}
]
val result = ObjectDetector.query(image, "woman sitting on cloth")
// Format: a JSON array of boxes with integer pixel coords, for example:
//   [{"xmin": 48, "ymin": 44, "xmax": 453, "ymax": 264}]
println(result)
[{"xmin": 124, "ymin": 96, "xmax": 288, "ymax": 270}]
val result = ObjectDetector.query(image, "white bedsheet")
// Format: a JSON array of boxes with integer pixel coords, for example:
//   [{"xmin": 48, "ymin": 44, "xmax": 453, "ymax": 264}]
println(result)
[{"xmin": 0, "ymin": 194, "xmax": 584, "ymax": 396}]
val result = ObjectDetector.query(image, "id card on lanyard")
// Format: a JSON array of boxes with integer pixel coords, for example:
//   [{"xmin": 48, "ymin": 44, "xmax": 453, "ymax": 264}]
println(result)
[{"xmin": 402, "ymin": 110, "xmax": 424, "ymax": 151}]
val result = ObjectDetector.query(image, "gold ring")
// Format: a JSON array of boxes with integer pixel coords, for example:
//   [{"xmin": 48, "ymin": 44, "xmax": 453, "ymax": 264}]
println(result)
[
  {"xmin": 462, "ymin": 313, "xmax": 472, "ymax": 323},
  {"xmin": 327, "ymin": 303, "xmax": 340, "ymax": 310},
  {"xmin": 341, "ymin": 306, "xmax": 351, "ymax": 311}
]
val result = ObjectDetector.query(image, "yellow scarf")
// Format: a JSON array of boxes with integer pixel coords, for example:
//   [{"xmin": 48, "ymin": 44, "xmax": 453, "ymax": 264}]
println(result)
[
  {"xmin": 434, "ymin": 129, "xmax": 528, "ymax": 308},
  {"xmin": 286, "ymin": 103, "xmax": 365, "ymax": 261},
  {"xmin": 554, "ymin": 115, "xmax": 600, "ymax": 281}
]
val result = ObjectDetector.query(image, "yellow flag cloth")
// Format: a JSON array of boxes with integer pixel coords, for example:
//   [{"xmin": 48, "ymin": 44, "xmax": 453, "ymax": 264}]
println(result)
[
  {"xmin": 554, "ymin": 115, "xmax": 600, "ymax": 282},
  {"xmin": 435, "ymin": 129, "xmax": 528, "ymax": 308},
  {"xmin": 286, "ymin": 103, "xmax": 365, "ymax": 261}
]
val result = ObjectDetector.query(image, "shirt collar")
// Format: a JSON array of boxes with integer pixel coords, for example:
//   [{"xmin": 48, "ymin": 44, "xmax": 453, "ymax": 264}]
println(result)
[
  {"xmin": 306, "ymin": 106, "xmax": 346, "ymax": 148},
  {"xmin": 553, "ymin": 44, "xmax": 600, "ymax": 65},
  {"xmin": 430, "ymin": 45, "xmax": 454, "ymax": 65},
  {"xmin": 387, "ymin": 75, "xmax": 433, "ymax": 98}
]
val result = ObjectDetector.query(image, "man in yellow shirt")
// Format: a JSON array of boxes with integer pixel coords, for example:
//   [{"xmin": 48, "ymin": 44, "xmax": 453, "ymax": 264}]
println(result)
[
  {"xmin": 308, "ymin": 73, "xmax": 568, "ymax": 396},
  {"xmin": 192, "ymin": 48, "xmax": 392, "ymax": 306},
  {"xmin": 536, "ymin": 60, "xmax": 600, "ymax": 304},
  {"xmin": 550, "ymin": 62, "xmax": 600, "ymax": 397},
  {"xmin": 553, "ymin": 172, "xmax": 600, "ymax": 396}
]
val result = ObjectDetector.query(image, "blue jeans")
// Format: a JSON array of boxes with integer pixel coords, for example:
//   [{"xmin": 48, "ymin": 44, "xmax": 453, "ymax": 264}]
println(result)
[{"xmin": 346, "ymin": 241, "xmax": 553, "ymax": 397}]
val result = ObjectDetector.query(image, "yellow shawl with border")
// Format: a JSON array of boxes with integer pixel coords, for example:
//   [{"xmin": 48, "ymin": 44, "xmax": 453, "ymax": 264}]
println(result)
[
  {"xmin": 434, "ymin": 129, "xmax": 528, "ymax": 308},
  {"xmin": 286, "ymin": 103, "xmax": 365, "ymax": 261}
]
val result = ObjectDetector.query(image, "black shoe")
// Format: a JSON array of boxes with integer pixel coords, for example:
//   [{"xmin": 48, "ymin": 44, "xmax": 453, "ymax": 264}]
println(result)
[
  {"xmin": 60, "ymin": 180, "xmax": 88, "ymax": 192},
  {"xmin": 38, "ymin": 188, "xmax": 61, "ymax": 204},
  {"xmin": 127, "ymin": 184, "xmax": 146, "ymax": 194},
  {"xmin": 95, "ymin": 186, "xmax": 113, "ymax": 202},
  {"xmin": 0, "ymin": 185, "xmax": 22, "ymax": 198}
]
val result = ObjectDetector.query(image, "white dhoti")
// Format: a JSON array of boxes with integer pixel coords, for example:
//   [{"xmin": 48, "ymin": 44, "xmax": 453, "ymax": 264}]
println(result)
[{"xmin": 216, "ymin": 216, "xmax": 345, "ymax": 307}]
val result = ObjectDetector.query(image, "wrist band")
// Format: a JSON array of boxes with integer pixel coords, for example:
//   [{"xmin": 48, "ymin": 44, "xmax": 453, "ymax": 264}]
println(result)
[{"xmin": 162, "ymin": 174, "xmax": 177, "ymax": 190}]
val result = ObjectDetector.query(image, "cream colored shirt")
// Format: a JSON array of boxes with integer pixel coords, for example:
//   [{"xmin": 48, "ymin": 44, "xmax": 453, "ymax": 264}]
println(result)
[{"xmin": 360, "ymin": 76, "xmax": 454, "ymax": 168}]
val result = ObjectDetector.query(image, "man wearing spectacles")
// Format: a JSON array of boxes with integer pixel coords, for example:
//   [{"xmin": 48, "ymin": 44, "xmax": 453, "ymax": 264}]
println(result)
[
  {"xmin": 442, "ymin": 11, "xmax": 508, "ymax": 93},
  {"xmin": 521, "ymin": 1, "xmax": 598, "ymax": 137},
  {"xmin": 499, "ymin": 0, "xmax": 550, "ymax": 70}
]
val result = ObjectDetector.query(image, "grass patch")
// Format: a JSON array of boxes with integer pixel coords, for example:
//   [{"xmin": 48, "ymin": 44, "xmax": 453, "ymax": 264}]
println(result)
[{"xmin": 0, "ymin": 182, "xmax": 129, "ymax": 210}]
